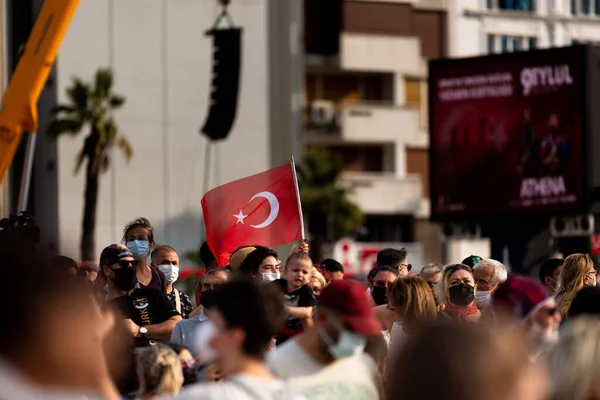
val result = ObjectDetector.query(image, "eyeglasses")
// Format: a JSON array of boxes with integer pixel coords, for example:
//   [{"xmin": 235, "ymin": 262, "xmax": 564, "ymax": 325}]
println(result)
[
  {"xmin": 445, "ymin": 263, "xmax": 472, "ymax": 272},
  {"xmin": 261, "ymin": 265, "xmax": 281, "ymax": 273},
  {"xmin": 112, "ymin": 260, "xmax": 134, "ymax": 269},
  {"xmin": 399, "ymin": 263, "xmax": 412, "ymax": 272}
]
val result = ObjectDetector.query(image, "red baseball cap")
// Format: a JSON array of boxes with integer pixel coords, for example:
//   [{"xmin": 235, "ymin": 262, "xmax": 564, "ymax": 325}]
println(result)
[{"xmin": 318, "ymin": 280, "xmax": 382, "ymax": 336}]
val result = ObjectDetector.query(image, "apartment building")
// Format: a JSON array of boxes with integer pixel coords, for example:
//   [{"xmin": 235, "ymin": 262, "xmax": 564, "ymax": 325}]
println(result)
[
  {"xmin": 303, "ymin": 0, "xmax": 447, "ymax": 263},
  {"xmin": 6, "ymin": 0, "xmax": 300, "ymax": 260},
  {"xmin": 451, "ymin": 0, "xmax": 600, "ymax": 57}
]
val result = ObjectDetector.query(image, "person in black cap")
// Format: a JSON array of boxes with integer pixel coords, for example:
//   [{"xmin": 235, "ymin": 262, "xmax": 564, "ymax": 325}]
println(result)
[
  {"xmin": 462, "ymin": 255, "xmax": 483, "ymax": 269},
  {"xmin": 101, "ymin": 244, "xmax": 182, "ymax": 346},
  {"xmin": 320, "ymin": 258, "xmax": 344, "ymax": 283}
]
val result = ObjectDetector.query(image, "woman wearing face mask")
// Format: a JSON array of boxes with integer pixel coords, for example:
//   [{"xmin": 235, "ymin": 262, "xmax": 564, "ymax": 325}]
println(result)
[
  {"xmin": 123, "ymin": 218, "xmax": 167, "ymax": 293},
  {"xmin": 555, "ymin": 253, "xmax": 597, "ymax": 320},
  {"xmin": 435, "ymin": 264, "xmax": 481, "ymax": 323},
  {"xmin": 237, "ymin": 246, "xmax": 281, "ymax": 281},
  {"xmin": 370, "ymin": 266, "xmax": 400, "ymax": 337}
]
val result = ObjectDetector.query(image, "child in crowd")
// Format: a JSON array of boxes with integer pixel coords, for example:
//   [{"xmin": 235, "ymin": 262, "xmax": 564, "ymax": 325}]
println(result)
[{"xmin": 273, "ymin": 253, "xmax": 317, "ymax": 345}]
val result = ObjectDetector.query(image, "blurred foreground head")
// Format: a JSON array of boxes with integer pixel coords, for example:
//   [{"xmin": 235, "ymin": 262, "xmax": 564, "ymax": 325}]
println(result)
[
  {"xmin": 388, "ymin": 322, "xmax": 548, "ymax": 400},
  {"xmin": 544, "ymin": 316, "xmax": 600, "ymax": 400},
  {"xmin": 0, "ymin": 226, "xmax": 122, "ymax": 395}
]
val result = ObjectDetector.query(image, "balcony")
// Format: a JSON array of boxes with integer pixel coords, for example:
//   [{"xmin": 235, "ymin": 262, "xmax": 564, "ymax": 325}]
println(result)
[
  {"xmin": 340, "ymin": 103, "xmax": 420, "ymax": 142},
  {"xmin": 339, "ymin": 171, "xmax": 423, "ymax": 214},
  {"xmin": 304, "ymin": 100, "xmax": 422, "ymax": 144},
  {"xmin": 340, "ymin": 32, "xmax": 426, "ymax": 74}
]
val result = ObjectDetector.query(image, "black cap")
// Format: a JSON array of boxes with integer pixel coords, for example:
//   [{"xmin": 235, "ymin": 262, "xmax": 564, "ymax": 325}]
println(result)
[
  {"xmin": 461, "ymin": 255, "xmax": 483, "ymax": 268},
  {"xmin": 321, "ymin": 258, "xmax": 344, "ymax": 273},
  {"xmin": 100, "ymin": 244, "xmax": 133, "ymax": 267}
]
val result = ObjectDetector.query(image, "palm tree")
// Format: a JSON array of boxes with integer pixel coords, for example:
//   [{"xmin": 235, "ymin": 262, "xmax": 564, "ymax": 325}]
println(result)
[
  {"xmin": 296, "ymin": 148, "xmax": 363, "ymax": 262},
  {"xmin": 47, "ymin": 68, "xmax": 132, "ymax": 261}
]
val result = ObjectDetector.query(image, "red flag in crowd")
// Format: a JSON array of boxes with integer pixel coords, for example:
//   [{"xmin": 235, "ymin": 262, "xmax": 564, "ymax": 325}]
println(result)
[{"xmin": 201, "ymin": 163, "xmax": 304, "ymax": 266}]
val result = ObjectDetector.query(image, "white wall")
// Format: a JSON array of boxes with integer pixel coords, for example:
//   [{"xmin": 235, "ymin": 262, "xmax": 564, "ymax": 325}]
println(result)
[{"xmin": 53, "ymin": 0, "xmax": 276, "ymax": 261}]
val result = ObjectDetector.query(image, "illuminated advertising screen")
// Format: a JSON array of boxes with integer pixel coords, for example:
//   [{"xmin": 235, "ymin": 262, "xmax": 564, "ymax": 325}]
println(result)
[{"xmin": 429, "ymin": 46, "xmax": 586, "ymax": 217}]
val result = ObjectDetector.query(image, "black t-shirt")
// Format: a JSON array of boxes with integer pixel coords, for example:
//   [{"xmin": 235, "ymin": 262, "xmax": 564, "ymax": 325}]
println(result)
[
  {"xmin": 106, "ymin": 287, "xmax": 180, "ymax": 346},
  {"xmin": 273, "ymin": 279, "xmax": 317, "ymax": 345}
]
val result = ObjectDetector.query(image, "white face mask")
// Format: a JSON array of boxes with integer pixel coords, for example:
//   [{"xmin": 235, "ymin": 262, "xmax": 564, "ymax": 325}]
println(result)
[
  {"xmin": 527, "ymin": 321, "xmax": 559, "ymax": 351},
  {"xmin": 319, "ymin": 319, "xmax": 366, "ymax": 359},
  {"xmin": 195, "ymin": 320, "xmax": 217, "ymax": 365},
  {"xmin": 158, "ymin": 264, "xmax": 179, "ymax": 284},
  {"xmin": 474, "ymin": 290, "xmax": 492, "ymax": 310},
  {"xmin": 262, "ymin": 272, "xmax": 280, "ymax": 282}
]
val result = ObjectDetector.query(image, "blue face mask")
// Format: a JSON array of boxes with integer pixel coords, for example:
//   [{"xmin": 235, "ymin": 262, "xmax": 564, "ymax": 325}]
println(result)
[
  {"xmin": 126, "ymin": 240, "xmax": 150, "ymax": 260},
  {"xmin": 319, "ymin": 318, "xmax": 366, "ymax": 359}
]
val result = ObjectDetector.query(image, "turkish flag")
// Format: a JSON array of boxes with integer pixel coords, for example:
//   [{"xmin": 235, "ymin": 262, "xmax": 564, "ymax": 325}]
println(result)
[{"xmin": 201, "ymin": 163, "xmax": 303, "ymax": 266}]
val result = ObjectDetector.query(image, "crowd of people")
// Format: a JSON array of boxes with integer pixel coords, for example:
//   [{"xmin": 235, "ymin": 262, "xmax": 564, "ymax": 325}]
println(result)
[{"xmin": 3, "ymin": 215, "xmax": 600, "ymax": 400}]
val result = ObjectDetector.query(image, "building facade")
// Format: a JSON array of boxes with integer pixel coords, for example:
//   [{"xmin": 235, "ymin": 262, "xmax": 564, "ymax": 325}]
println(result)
[
  {"xmin": 6, "ymin": 0, "xmax": 300, "ymax": 261},
  {"xmin": 303, "ymin": 0, "xmax": 447, "ymax": 263},
  {"xmin": 450, "ymin": 0, "xmax": 600, "ymax": 57}
]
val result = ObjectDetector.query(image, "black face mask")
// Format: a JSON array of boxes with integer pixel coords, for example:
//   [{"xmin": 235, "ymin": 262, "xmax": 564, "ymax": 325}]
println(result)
[
  {"xmin": 110, "ymin": 266, "xmax": 137, "ymax": 291},
  {"xmin": 199, "ymin": 289, "xmax": 214, "ymax": 307},
  {"xmin": 372, "ymin": 285, "xmax": 388, "ymax": 305},
  {"xmin": 182, "ymin": 367, "xmax": 198, "ymax": 386},
  {"xmin": 448, "ymin": 283, "xmax": 475, "ymax": 307}
]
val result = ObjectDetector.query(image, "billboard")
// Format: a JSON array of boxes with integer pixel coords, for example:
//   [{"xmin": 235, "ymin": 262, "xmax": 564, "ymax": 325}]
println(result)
[{"xmin": 429, "ymin": 46, "xmax": 586, "ymax": 218}]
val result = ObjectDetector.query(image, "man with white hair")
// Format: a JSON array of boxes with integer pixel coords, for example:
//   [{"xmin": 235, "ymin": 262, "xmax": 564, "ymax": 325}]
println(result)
[
  {"xmin": 419, "ymin": 263, "xmax": 443, "ymax": 306},
  {"xmin": 491, "ymin": 274, "xmax": 561, "ymax": 361},
  {"xmin": 473, "ymin": 259, "xmax": 508, "ymax": 310}
]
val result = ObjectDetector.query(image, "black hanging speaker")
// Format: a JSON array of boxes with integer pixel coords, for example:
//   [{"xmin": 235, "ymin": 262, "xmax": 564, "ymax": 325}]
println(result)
[{"xmin": 201, "ymin": 28, "xmax": 242, "ymax": 141}]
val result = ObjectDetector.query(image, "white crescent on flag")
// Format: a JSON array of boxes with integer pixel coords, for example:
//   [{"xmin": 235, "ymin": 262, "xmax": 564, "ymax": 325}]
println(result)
[
  {"xmin": 233, "ymin": 191, "xmax": 280, "ymax": 229},
  {"xmin": 250, "ymin": 192, "xmax": 280, "ymax": 228}
]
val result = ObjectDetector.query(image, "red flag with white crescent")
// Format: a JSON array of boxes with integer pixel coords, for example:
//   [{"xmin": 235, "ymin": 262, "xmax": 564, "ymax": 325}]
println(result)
[{"xmin": 201, "ymin": 163, "xmax": 303, "ymax": 266}]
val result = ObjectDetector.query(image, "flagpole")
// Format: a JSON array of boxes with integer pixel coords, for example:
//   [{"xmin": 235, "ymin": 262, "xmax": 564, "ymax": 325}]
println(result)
[{"xmin": 291, "ymin": 156, "xmax": 305, "ymax": 239}]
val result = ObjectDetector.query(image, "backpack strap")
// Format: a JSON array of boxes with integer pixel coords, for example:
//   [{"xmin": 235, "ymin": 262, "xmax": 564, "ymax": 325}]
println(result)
[{"xmin": 174, "ymin": 288, "xmax": 182, "ymax": 314}]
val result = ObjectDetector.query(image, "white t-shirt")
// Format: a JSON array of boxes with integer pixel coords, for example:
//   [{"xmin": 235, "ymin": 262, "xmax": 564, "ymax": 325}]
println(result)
[
  {"xmin": 266, "ymin": 338, "xmax": 383, "ymax": 400},
  {"xmin": 169, "ymin": 373, "xmax": 306, "ymax": 400},
  {"xmin": 0, "ymin": 359, "xmax": 102, "ymax": 400}
]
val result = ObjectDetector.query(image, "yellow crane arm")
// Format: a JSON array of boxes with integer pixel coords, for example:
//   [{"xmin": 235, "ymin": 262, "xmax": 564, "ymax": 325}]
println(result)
[{"xmin": 0, "ymin": 0, "xmax": 80, "ymax": 186}]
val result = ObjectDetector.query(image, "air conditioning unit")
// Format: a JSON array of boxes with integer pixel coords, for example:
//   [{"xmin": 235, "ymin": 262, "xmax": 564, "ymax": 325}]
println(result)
[
  {"xmin": 440, "ymin": 222, "xmax": 481, "ymax": 241},
  {"xmin": 311, "ymin": 100, "xmax": 335, "ymax": 126},
  {"xmin": 550, "ymin": 215, "xmax": 594, "ymax": 237}
]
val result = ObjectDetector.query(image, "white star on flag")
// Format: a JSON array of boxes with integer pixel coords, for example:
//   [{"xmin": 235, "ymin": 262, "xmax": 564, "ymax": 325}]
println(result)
[{"xmin": 233, "ymin": 210, "xmax": 247, "ymax": 224}]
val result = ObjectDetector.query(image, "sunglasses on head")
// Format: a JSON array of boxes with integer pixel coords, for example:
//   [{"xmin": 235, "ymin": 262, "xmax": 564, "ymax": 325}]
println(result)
[{"xmin": 445, "ymin": 263, "xmax": 472, "ymax": 272}]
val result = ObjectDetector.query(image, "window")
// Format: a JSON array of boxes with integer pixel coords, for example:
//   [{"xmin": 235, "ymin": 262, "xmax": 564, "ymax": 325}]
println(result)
[
  {"xmin": 501, "ymin": 36, "xmax": 508, "ymax": 52},
  {"xmin": 528, "ymin": 37, "xmax": 537, "ymax": 49},
  {"xmin": 404, "ymin": 78, "xmax": 428, "ymax": 129},
  {"xmin": 487, "ymin": 35, "xmax": 537, "ymax": 54},
  {"xmin": 572, "ymin": 0, "xmax": 600, "ymax": 15},
  {"xmin": 312, "ymin": 145, "xmax": 385, "ymax": 173},
  {"xmin": 487, "ymin": 34, "xmax": 495, "ymax": 53},
  {"xmin": 491, "ymin": 0, "xmax": 534, "ymax": 11}
]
